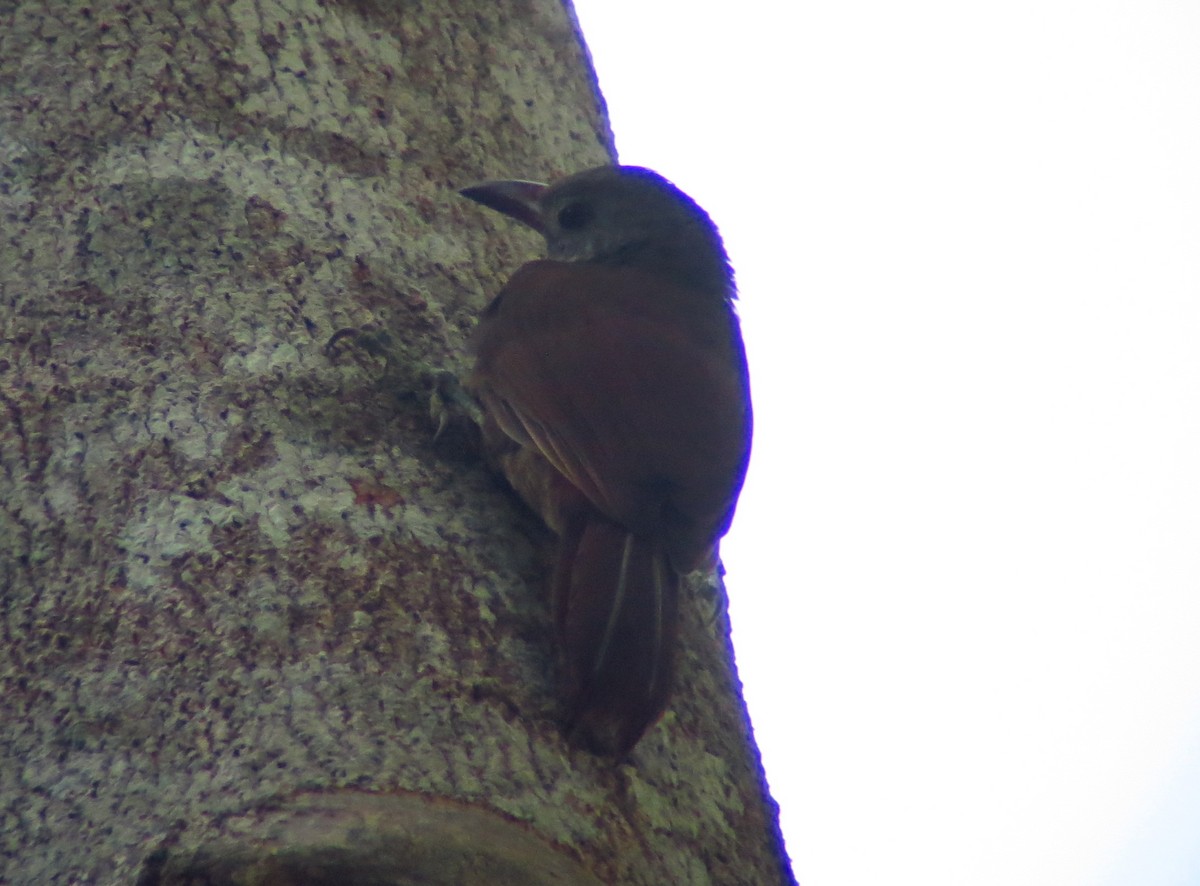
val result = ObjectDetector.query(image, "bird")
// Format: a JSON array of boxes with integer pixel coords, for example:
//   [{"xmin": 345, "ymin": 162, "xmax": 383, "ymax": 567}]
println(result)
[{"xmin": 460, "ymin": 165, "xmax": 752, "ymax": 756}]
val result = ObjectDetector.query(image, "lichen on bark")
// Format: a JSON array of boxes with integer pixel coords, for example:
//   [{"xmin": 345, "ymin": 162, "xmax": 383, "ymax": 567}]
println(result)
[{"xmin": 0, "ymin": 1, "xmax": 793, "ymax": 883}]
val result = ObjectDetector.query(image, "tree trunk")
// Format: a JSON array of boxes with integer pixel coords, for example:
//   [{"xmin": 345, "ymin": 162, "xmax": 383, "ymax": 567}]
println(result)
[{"xmin": 0, "ymin": 1, "xmax": 793, "ymax": 883}]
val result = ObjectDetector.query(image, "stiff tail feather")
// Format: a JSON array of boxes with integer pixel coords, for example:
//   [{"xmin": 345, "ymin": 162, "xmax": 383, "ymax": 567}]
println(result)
[{"xmin": 554, "ymin": 517, "xmax": 680, "ymax": 756}]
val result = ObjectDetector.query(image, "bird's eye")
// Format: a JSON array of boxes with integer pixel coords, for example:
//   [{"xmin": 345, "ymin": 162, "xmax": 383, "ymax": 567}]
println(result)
[{"xmin": 557, "ymin": 202, "xmax": 594, "ymax": 230}]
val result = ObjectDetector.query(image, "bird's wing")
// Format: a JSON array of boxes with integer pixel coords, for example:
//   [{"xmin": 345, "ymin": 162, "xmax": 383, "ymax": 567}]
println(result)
[{"xmin": 469, "ymin": 260, "xmax": 751, "ymax": 567}]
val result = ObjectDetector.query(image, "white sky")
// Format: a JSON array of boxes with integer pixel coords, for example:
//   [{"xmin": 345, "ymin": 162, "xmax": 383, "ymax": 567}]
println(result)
[{"xmin": 569, "ymin": 2, "xmax": 1200, "ymax": 884}]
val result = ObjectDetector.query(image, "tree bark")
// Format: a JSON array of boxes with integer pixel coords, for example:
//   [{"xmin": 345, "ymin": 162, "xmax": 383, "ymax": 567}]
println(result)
[{"xmin": 0, "ymin": 1, "xmax": 794, "ymax": 883}]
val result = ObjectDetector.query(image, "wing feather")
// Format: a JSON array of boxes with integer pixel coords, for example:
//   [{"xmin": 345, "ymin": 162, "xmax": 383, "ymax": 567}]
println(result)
[{"xmin": 469, "ymin": 260, "xmax": 751, "ymax": 568}]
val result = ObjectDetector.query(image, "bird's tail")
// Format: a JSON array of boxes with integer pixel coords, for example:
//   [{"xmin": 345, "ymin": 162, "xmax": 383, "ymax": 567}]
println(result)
[{"xmin": 554, "ymin": 516, "xmax": 680, "ymax": 756}]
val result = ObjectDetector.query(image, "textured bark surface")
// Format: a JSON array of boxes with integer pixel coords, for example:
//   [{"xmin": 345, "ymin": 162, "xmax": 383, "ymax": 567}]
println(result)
[{"xmin": 0, "ymin": 1, "xmax": 793, "ymax": 883}]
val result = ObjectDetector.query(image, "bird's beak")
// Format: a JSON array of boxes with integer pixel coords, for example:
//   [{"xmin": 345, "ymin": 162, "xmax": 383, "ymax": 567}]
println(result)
[{"xmin": 459, "ymin": 179, "xmax": 548, "ymax": 234}]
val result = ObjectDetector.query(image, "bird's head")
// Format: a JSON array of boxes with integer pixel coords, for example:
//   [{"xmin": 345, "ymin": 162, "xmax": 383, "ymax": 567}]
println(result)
[{"xmin": 460, "ymin": 165, "xmax": 734, "ymax": 300}]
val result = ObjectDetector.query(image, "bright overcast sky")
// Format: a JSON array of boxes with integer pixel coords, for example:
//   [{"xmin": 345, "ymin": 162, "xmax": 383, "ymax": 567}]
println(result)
[{"xmin": 570, "ymin": 2, "xmax": 1200, "ymax": 884}]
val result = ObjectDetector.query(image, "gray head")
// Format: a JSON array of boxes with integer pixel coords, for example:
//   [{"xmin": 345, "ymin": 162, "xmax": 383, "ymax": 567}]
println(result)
[{"xmin": 460, "ymin": 165, "xmax": 734, "ymax": 300}]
